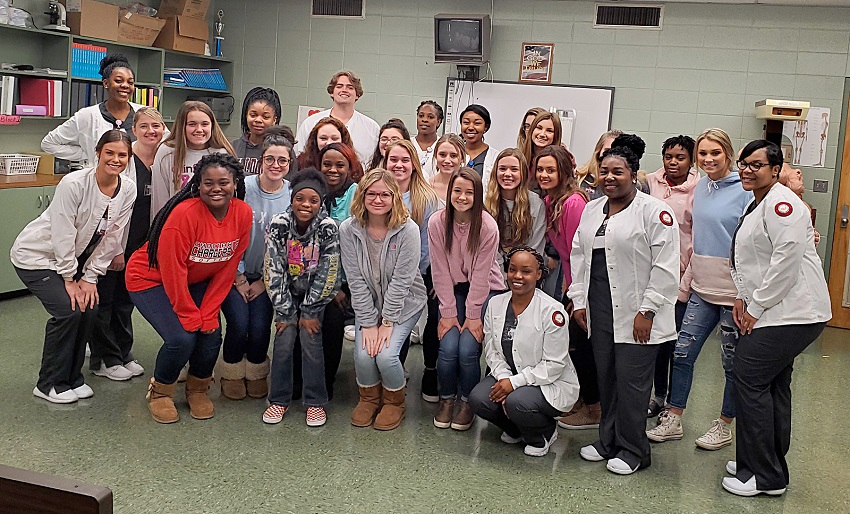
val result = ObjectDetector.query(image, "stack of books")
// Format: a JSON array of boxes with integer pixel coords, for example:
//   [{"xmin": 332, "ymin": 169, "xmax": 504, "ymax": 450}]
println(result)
[
  {"xmin": 72, "ymin": 43, "xmax": 108, "ymax": 80},
  {"xmin": 1, "ymin": 77, "xmax": 63, "ymax": 116},
  {"xmin": 163, "ymin": 68, "xmax": 227, "ymax": 91},
  {"xmin": 69, "ymin": 83, "xmax": 160, "ymax": 112}
]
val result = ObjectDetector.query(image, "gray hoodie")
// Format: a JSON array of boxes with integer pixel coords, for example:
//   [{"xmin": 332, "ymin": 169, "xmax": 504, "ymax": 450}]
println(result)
[{"xmin": 339, "ymin": 217, "xmax": 427, "ymax": 327}]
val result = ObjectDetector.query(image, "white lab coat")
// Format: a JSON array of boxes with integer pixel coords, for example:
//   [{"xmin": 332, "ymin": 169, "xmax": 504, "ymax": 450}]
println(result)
[
  {"xmin": 484, "ymin": 289, "xmax": 580, "ymax": 412},
  {"xmin": 10, "ymin": 167, "xmax": 136, "ymax": 283},
  {"xmin": 41, "ymin": 102, "xmax": 146, "ymax": 166},
  {"xmin": 731, "ymin": 182, "xmax": 831, "ymax": 328},
  {"xmin": 568, "ymin": 191, "xmax": 680, "ymax": 345}
]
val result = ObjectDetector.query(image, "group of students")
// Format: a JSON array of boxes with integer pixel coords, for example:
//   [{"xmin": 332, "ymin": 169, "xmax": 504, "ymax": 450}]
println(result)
[{"xmin": 10, "ymin": 58, "xmax": 831, "ymax": 498}]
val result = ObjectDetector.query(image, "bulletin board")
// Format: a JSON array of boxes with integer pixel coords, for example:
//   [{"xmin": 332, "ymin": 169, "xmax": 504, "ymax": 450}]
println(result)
[{"xmin": 444, "ymin": 78, "xmax": 615, "ymax": 166}]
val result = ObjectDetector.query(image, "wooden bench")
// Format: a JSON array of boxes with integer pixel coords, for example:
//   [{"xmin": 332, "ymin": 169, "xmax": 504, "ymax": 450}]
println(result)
[{"xmin": 0, "ymin": 464, "xmax": 112, "ymax": 513}]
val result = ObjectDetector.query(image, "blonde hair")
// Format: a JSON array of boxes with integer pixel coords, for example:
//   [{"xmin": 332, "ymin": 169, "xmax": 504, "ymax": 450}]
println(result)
[
  {"xmin": 160, "ymin": 101, "xmax": 234, "ymax": 190},
  {"xmin": 695, "ymin": 128, "xmax": 735, "ymax": 173},
  {"xmin": 134, "ymin": 106, "xmax": 164, "ymax": 125},
  {"xmin": 521, "ymin": 111, "xmax": 562, "ymax": 168},
  {"xmin": 434, "ymin": 133, "xmax": 467, "ymax": 168},
  {"xmin": 576, "ymin": 129, "xmax": 623, "ymax": 188},
  {"xmin": 350, "ymin": 168, "xmax": 409, "ymax": 230},
  {"xmin": 382, "ymin": 139, "xmax": 437, "ymax": 226},
  {"xmin": 485, "ymin": 148, "xmax": 535, "ymax": 248},
  {"xmin": 516, "ymin": 107, "xmax": 545, "ymax": 148}
]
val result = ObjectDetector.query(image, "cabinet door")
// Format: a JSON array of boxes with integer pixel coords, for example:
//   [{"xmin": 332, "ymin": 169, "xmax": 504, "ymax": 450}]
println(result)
[{"xmin": 0, "ymin": 187, "xmax": 46, "ymax": 294}]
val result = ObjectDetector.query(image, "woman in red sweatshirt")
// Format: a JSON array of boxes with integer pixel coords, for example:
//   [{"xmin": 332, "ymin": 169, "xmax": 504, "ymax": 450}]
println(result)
[
  {"xmin": 126, "ymin": 153, "xmax": 252, "ymax": 424},
  {"xmin": 428, "ymin": 167, "xmax": 505, "ymax": 432}
]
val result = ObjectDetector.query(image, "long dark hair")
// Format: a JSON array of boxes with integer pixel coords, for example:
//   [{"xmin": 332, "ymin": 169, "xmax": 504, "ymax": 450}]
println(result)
[
  {"xmin": 535, "ymin": 145, "xmax": 587, "ymax": 233},
  {"xmin": 444, "ymin": 167, "xmax": 485, "ymax": 254},
  {"xmin": 147, "ymin": 153, "xmax": 244, "ymax": 268}
]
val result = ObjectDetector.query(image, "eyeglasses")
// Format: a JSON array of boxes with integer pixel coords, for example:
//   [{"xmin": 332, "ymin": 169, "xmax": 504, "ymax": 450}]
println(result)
[
  {"xmin": 380, "ymin": 136, "xmax": 402, "ymax": 144},
  {"xmin": 737, "ymin": 160, "xmax": 770, "ymax": 172},
  {"xmin": 263, "ymin": 156, "xmax": 291, "ymax": 167},
  {"xmin": 365, "ymin": 191, "xmax": 393, "ymax": 201}
]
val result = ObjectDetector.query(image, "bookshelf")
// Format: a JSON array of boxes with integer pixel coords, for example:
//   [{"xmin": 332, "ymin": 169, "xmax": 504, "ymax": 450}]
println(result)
[{"xmin": 0, "ymin": 23, "xmax": 233, "ymax": 125}]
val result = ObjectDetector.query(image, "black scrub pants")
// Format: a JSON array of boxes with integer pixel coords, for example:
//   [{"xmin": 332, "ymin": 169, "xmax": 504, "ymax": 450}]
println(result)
[
  {"xmin": 733, "ymin": 322, "xmax": 825, "ymax": 491},
  {"xmin": 89, "ymin": 268, "xmax": 136, "ymax": 370},
  {"xmin": 16, "ymin": 267, "xmax": 97, "ymax": 395},
  {"xmin": 469, "ymin": 375, "xmax": 563, "ymax": 447},
  {"xmin": 591, "ymin": 328, "xmax": 661, "ymax": 469}
]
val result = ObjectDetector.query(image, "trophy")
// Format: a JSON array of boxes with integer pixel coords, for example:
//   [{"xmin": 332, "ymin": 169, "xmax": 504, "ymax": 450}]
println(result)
[{"xmin": 214, "ymin": 10, "xmax": 224, "ymax": 57}]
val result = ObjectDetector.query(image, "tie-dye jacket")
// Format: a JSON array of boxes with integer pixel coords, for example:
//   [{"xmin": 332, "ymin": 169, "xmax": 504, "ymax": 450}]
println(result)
[{"xmin": 264, "ymin": 207, "xmax": 341, "ymax": 324}]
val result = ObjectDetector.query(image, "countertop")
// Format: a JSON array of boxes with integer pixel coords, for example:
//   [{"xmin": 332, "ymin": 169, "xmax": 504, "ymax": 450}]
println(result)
[{"xmin": 0, "ymin": 174, "xmax": 63, "ymax": 190}]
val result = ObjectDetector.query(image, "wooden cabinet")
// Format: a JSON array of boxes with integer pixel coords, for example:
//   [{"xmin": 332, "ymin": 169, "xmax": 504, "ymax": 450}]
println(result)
[{"xmin": 0, "ymin": 186, "xmax": 54, "ymax": 294}]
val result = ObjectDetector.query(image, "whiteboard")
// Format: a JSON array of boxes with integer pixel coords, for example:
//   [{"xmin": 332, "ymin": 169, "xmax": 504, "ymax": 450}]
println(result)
[{"xmin": 444, "ymin": 78, "xmax": 614, "ymax": 166}]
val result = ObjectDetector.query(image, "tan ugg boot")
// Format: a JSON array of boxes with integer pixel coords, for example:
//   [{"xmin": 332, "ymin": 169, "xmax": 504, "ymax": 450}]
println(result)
[
  {"xmin": 147, "ymin": 378, "xmax": 179, "ymax": 424},
  {"xmin": 374, "ymin": 386, "xmax": 406, "ymax": 431},
  {"xmin": 351, "ymin": 384, "xmax": 383, "ymax": 427},
  {"xmin": 216, "ymin": 358, "xmax": 246, "ymax": 400},
  {"xmin": 245, "ymin": 357, "xmax": 270, "ymax": 399},
  {"xmin": 185, "ymin": 375, "xmax": 215, "ymax": 420}
]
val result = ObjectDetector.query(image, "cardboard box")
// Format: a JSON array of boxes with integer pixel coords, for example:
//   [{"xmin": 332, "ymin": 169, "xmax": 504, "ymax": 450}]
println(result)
[
  {"xmin": 61, "ymin": 0, "xmax": 119, "ymax": 42},
  {"xmin": 153, "ymin": 16, "xmax": 209, "ymax": 55},
  {"xmin": 118, "ymin": 10, "xmax": 166, "ymax": 46},
  {"xmin": 157, "ymin": 0, "xmax": 211, "ymax": 20}
]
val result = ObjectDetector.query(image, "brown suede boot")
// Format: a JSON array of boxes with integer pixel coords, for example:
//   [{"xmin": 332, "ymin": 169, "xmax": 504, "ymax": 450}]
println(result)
[
  {"xmin": 185, "ymin": 375, "xmax": 215, "ymax": 420},
  {"xmin": 374, "ymin": 386, "xmax": 406, "ymax": 431},
  {"xmin": 245, "ymin": 357, "xmax": 270, "ymax": 399},
  {"xmin": 147, "ymin": 378, "xmax": 179, "ymax": 424},
  {"xmin": 216, "ymin": 358, "xmax": 246, "ymax": 400},
  {"xmin": 351, "ymin": 384, "xmax": 383, "ymax": 427}
]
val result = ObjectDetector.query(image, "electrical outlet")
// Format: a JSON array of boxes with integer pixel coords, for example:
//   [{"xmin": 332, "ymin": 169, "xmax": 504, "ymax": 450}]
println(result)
[{"xmin": 813, "ymin": 179, "xmax": 828, "ymax": 193}]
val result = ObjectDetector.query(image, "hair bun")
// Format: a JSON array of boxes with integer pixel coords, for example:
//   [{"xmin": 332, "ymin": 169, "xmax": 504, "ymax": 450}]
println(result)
[
  {"xmin": 99, "ymin": 53, "xmax": 130, "ymax": 76},
  {"xmin": 611, "ymin": 133, "xmax": 646, "ymax": 159}
]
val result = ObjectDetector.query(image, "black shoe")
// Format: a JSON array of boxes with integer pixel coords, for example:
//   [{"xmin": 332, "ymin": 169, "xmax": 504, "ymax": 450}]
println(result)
[
  {"xmin": 421, "ymin": 368, "xmax": 438, "ymax": 403},
  {"xmin": 647, "ymin": 398, "xmax": 664, "ymax": 418}
]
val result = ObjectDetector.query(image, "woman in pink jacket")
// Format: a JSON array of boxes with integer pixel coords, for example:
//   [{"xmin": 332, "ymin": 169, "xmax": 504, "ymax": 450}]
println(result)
[{"xmin": 645, "ymin": 135, "xmax": 699, "ymax": 417}]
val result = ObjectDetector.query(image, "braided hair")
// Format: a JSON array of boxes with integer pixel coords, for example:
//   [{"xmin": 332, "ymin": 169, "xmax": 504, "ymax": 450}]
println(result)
[
  {"xmin": 504, "ymin": 244, "xmax": 548, "ymax": 287},
  {"xmin": 99, "ymin": 53, "xmax": 134, "ymax": 80},
  {"xmin": 240, "ymin": 87, "xmax": 282, "ymax": 135},
  {"xmin": 147, "ymin": 153, "xmax": 245, "ymax": 268}
]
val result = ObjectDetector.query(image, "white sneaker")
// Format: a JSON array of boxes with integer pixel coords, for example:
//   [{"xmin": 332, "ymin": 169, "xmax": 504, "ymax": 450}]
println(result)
[
  {"xmin": 646, "ymin": 411, "xmax": 683, "ymax": 442},
  {"xmin": 695, "ymin": 418, "xmax": 733, "ymax": 450},
  {"xmin": 523, "ymin": 430, "xmax": 557, "ymax": 457},
  {"xmin": 123, "ymin": 361, "xmax": 145, "ymax": 377},
  {"xmin": 93, "ymin": 364, "xmax": 133, "ymax": 381},
  {"xmin": 344, "ymin": 325, "xmax": 355, "ymax": 342},
  {"xmin": 500, "ymin": 432, "xmax": 523, "ymax": 444},
  {"xmin": 580, "ymin": 444, "xmax": 605, "ymax": 462},
  {"xmin": 726, "ymin": 460, "xmax": 737, "ymax": 475},
  {"xmin": 607, "ymin": 457, "xmax": 640, "ymax": 475},
  {"xmin": 33, "ymin": 386, "xmax": 78, "ymax": 404},
  {"xmin": 722, "ymin": 475, "xmax": 786, "ymax": 497},
  {"xmin": 72, "ymin": 384, "xmax": 94, "ymax": 399}
]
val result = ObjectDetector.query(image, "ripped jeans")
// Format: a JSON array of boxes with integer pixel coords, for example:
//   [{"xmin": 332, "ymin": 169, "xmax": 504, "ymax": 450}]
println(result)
[{"xmin": 668, "ymin": 292, "xmax": 739, "ymax": 419}]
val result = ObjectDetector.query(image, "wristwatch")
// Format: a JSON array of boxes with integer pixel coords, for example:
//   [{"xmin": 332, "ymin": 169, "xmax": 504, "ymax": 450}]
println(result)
[
  {"xmin": 381, "ymin": 319, "xmax": 394, "ymax": 327},
  {"xmin": 641, "ymin": 310, "xmax": 656, "ymax": 320}
]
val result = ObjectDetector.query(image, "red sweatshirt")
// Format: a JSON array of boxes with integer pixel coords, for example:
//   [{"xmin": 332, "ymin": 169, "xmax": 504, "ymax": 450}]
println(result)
[{"xmin": 126, "ymin": 198, "xmax": 252, "ymax": 332}]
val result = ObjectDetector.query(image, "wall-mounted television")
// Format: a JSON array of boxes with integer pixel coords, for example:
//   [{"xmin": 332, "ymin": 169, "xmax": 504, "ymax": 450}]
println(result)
[{"xmin": 434, "ymin": 14, "xmax": 491, "ymax": 65}]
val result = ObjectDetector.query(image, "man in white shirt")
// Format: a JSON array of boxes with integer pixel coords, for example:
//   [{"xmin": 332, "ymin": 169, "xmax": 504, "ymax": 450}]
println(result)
[{"xmin": 295, "ymin": 71, "xmax": 380, "ymax": 168}]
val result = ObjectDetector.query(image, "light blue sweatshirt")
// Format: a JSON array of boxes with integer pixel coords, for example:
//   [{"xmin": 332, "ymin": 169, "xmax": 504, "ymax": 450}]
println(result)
[
  {"xmin": 402, "ymin": 191, "xmax": 440, "ymax": 275},
  {"xmin": 238, "ymin": 174, "xmax": 291, "ymax": 277},
  {"xmin": 687, "ymin": 171, "xmax": 752, "ymax": 305}
]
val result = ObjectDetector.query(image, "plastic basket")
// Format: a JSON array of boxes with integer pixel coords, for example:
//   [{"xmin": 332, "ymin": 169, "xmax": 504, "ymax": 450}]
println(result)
[{"xmin": 0, "ymin": 154, "xmax": 40, "ymax": 175}]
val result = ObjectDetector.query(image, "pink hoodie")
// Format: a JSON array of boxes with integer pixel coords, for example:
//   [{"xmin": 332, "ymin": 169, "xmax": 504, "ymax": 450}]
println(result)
[{"xmin": 647, "ymin": 167, "xmax": 699, "ymax": 301}]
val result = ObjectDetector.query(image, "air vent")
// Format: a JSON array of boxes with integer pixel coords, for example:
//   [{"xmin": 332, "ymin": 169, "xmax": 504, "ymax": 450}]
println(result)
[
  {"xmin": 312, "ymin": 0, "xmax": 365, "ymax": 18},
  {"xmin": 594, "ymin": 3, "xmax": 663, "ymax": 29}
]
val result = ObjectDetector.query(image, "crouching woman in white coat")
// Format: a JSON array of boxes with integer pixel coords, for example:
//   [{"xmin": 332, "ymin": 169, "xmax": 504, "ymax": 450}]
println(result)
[
  {"xmin": 722, "ymin": 140, "xmax": 831, "ymax": 497},
  {"xmin": 569, "ymin": 135, "xmax": 680, "ymax": 475},
  {"xmin": 469, "ymin": 246, "xmax": 579, "ymax": 457}
]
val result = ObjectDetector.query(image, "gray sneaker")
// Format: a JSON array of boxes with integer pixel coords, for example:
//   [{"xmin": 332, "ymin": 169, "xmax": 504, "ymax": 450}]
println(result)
[
  {"xmin": 646, "ymin": 411, "xmax": 683, "ymax": 442},
  {"xmin": 695, "ymin": 418, "xmax": 732, "ymax": 450}
]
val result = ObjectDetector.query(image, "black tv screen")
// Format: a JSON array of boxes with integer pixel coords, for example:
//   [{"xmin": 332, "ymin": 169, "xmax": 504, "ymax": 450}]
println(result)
[{"xmin": 436, "ymin": 19, "xmax": 482, "ymax": 54}]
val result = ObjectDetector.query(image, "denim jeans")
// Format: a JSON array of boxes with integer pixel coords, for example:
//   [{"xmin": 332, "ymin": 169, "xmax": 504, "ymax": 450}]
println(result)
[
  {"xmin": 542, "ymin": 261, "xmax": 563, "ymax": 300},
  {"xmin": 437, "ymin": 287, "xmax": 497, "ymax": 400},
  {"xmin": 669, "ymin": 292, "xmax": 739, "ymax": 418},
  {"xmin": 354, "ymin": 310, "xmax": 422, "ymax": 391},
  {"xmin": 652, "ymin": 300, "xmax": 688, "ymax": 402},
  {"xmin": 130, "ymin": 282, "xmax": 222, "ymax": 384},
  {"xmin": 268, "ymin": 311, "xmax": 327, "ymax": 408},
  {"xmin": 220, "ymin": 277, "xmax": 274, "ymax": 365}
]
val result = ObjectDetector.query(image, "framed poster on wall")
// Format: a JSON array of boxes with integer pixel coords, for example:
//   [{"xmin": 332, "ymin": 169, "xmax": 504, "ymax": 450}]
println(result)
[{"xmin": 519, "ymin": 42, "xmax": 554, "ymax": 84}]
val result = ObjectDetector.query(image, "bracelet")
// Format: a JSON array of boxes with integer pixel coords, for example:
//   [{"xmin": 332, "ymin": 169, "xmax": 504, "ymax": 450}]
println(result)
[{"xmin": 234, "ymin": 279, "xmax": 247, "ymax": 286}]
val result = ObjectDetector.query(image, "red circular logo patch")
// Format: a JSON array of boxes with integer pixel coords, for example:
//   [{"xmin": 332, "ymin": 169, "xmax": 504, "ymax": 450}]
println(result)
[
  {"xmin": 552, "ymin": 311, "xmax": 566, "ymax": 327},
  {"xmin": 659, "ymin": 211, "xmax": 674, "ymax": 226},
  {"xmin": 775, "ymin": 202, "xmax": 793, "ymax": 217}
]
